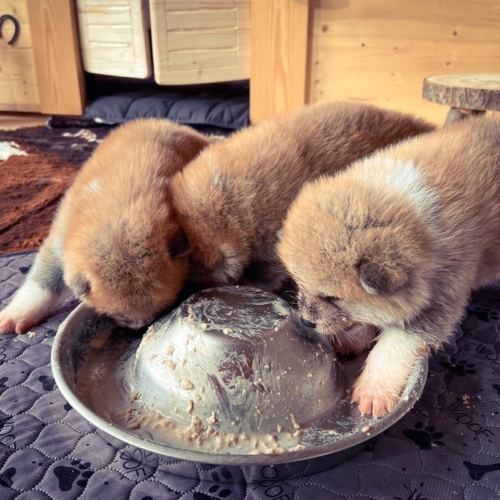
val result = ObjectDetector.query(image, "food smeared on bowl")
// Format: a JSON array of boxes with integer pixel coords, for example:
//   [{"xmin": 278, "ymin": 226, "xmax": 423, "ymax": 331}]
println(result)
[{"xmin": 77, "ymin": 287, "xmax": 342, "ymax": 454}]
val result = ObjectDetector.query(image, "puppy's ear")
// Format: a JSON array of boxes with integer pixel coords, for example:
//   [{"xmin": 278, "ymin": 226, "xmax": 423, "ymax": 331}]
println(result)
[
  {"xmin": 358, "ymin": 259, "xmax": 409, "ymax": 295},
  {"xmin": 73, "ymin": 276, "xmax": 91, "ymax": 297},
  {"xmin": 168, "ymin": 228, "xmax": 190, "ymax": 259}
]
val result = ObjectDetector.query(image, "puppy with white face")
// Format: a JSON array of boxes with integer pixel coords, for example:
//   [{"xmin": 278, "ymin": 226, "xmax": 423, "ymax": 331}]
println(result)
[
  {"xmin": 0, "ymin": 119, "xmax": 214, "ymax": 334},
  {"xmin": 278, "ymin": 117, "xmax": 500, "ymax": 418}
]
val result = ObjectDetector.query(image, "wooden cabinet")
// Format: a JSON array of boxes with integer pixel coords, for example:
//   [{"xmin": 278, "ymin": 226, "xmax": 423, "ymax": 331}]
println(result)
[
  {"xmin": 0, "ymin": 0, "xmax": 39, "ymax": 111},
  {"xmin": 0, "ymin": 0, "xmax": 85, "ymax": 115}
]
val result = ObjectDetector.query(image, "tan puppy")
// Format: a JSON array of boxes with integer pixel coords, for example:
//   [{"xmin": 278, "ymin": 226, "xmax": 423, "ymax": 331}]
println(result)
[
  {"xmin": 0, "ymin": 119, "xmax": 214, "ymax": 333},
  {"xmin": 170, "ymin": 101, "xmax": 434, "ymax": 296},
  {"xmin": 278, "ymin": 117, "xmax": 500, "ymax": 418}
]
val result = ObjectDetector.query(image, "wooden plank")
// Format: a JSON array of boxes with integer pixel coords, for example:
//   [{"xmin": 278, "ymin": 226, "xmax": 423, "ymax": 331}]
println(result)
[
  {"xmin": 26, "ymin": 0, "xmax": 86, "ymax": 116},
  {"xmin": 84, "ymin": 8, "xmax": 133, "ymax": 25},
  {"xmin": 151, "ymin": 0, "xmax": 249, "ymax": 85},
  {"xmin": 167, "ymin": 49, "xmax": 238, "ymax": 71},
  {"xmin": 0, "ymin": 112, "xmax": 48, "ymax": 130},
  {"xmin": 167, "ymin": 31, "xmax": 238, "ymax": 52},
  {"xmin": 167, "ymin": 9, "xmax": 237, "ymax": 31},
  {"xmin": 77, "ymin": 0, "xmax": 152, "ymax": 79},
  {"xmin": 82, "ymin": 44, "xmax": 136, "ymax": 65},
  {"xmin": 0, "ymin": 0, "xmax": 40, "ymax": 112},
  {"xmin": 165, "ymin": 0, "xmax": 238, "ymax": 8},
  {"xmin": 308, "ymin": 0, "xmax": 500, "ymax": 125},
  {"xmin": 249, "ymin": 0, "xmax": 310, "ymax": 124}
]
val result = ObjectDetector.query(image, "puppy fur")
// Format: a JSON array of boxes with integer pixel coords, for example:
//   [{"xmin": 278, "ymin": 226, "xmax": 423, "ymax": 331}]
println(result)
[
  {"xmin": 278, "ymin": 116, "xmax": 500, "ymax": 418},
  {"xmin": 0, "ymin": 119, "xmax": 214, "ymax": 333},
  {"xmin": 169, "ymin": 101, "xmax": 435, "ymax": 297}
]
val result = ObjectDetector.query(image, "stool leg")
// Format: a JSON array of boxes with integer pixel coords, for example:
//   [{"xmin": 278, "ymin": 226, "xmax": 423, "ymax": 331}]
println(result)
[
  {"xmin": 444, "ymin": 107, "xmax": 467, "ymax": 126},
  {"xmin": 444, "ymin": 108, "xmax": 486, "ymax": 126}
]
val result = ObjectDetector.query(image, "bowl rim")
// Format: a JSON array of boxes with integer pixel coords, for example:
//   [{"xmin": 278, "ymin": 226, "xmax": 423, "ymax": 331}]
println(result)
[{"xmin": 52, "ymin": 302, "xmax": 429, "ymax": 466}]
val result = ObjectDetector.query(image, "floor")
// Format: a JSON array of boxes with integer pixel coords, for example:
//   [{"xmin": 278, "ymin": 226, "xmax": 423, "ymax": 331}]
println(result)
[{"xmin": 0, "ymin": 112, "xmax": 48, "ymax": 130}]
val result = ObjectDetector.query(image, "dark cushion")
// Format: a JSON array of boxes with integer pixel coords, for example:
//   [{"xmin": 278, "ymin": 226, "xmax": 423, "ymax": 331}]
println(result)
[{"xmin": 81, "ymin": 83, "xmax": 249, "ymax": 131}]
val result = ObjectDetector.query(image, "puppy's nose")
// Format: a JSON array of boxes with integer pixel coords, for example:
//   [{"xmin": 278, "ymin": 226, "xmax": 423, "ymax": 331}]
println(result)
[{"xmin": 301, "ymin": 317, "xmax": 316, "ymax": 329}]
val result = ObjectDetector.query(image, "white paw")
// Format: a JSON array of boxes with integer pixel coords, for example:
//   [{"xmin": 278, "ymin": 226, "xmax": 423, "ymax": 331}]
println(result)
[
  {"xmin": 350, "ymin": 326, "xmax": 427, "ymax": 419},
  {"xmin": 0, "ymin": 278, "xmax": 69, "ymax": 334},
  {"xmin": 0, "ymin": 309, "xmax": 38, "ymax": 334},
  {"xmin": 352, "ymin": 373, "xmax": 402, "ymax": 419}
]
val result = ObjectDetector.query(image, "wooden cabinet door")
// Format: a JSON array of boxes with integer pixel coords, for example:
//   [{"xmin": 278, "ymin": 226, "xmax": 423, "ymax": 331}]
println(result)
[
  {"xmin": 77, "ymin": 0, "xmax": 152, "ymax": 79},
  {"xmin": 0, "ymin": 0, "xmax": 40, "ymax": 112},
  {"xmin": 150, "ymin": 0, "xmax": 250, "ymax": 85},
  {"xmin": 0, "ymin": 0, "xmax": 85, "ymax": 116}
]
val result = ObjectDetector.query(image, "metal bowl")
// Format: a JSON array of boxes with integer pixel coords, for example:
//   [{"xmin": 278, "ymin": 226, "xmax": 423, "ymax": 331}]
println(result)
[{"xmin": 52, "ymin": 286, "xmax": 428, "ymax": 480}]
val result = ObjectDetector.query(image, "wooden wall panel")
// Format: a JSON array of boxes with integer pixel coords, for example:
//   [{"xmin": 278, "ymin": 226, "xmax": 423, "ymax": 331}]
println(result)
[
  {"xmin": 308, "ymin": 0, "xmax": 500, "ymax": 124},
  {"xmin": 250, "ymin": 0, "xmax": 310, "ymax": 124}
]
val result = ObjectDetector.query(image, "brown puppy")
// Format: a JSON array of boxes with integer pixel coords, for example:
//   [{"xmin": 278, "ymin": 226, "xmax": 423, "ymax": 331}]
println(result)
[
  {"xmin": 170, "ymin": 101, "xmax": 435, "ymax": 297},
  {"xmin": 278, "ymin": 117, "xmax": 500, "ymax": 418},
  {"xmin": 0, "ymin": 119, "xmax": 214, "ymax": 333}
]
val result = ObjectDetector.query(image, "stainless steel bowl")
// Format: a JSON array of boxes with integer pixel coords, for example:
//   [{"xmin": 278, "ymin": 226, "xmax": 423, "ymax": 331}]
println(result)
[{"xmin": 52, "ymin": 286, "xmax": 428, "ymax": 480}]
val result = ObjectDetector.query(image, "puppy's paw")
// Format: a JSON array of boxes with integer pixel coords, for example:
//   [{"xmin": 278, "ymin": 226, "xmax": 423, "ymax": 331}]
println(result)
[
  {"xmin": 352, "ymin": 374, "xmax": 401, "ymax": 419},
  {"xmin": 0, "ymin": 312, "xmax": 18, "ymax": 334},
  {"xmin": 0, "ymin": 308, "xmax": 42, "ymax": 334},
  {"xmin": 0, "ymin": 278, "xmax": 69, "ymax": 335}
]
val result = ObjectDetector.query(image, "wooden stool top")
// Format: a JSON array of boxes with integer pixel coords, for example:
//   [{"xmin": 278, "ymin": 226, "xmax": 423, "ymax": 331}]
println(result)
[{"xmin": 423, "ymin": 74, "xmax": 500, "ymax": 111}]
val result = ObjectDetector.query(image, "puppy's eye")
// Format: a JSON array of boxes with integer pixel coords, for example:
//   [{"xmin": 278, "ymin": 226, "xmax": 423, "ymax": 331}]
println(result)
[{"xmin": 324, "ymin": 296, "xmax": 340, "ymax": 304}]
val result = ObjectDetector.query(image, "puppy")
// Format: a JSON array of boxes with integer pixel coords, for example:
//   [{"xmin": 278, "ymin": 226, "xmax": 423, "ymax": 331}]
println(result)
[
  {"xmin": 169, "ymin": 101, "xmax": 435, "ymax": 296},
  {"xmin": 278, "ymin": 116, "xmax": 500, "ymax": 418},
  {"xmin": 0, "ymin": 119, "xmax": 214, "ymax": 333}
]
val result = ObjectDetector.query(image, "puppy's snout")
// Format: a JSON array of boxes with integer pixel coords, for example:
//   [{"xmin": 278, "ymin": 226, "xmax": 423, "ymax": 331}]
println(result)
[{"xmin": 301, "ymin": 317, "xmax": 317, "ymax": 329}]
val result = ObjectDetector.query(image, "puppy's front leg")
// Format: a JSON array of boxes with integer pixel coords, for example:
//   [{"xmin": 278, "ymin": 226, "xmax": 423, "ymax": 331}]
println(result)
[
  {"xmin": 0, "ymin": 236, "xmax": 72, "ymax": 334},
  {"xmin": 352, "ymin": 327, "xmax": 428, "ymax": 419}
]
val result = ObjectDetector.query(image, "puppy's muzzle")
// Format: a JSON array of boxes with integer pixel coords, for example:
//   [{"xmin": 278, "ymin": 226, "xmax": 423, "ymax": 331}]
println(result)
[{"xmin": 301, "ymin": 317, "xmax": 317, "ymax": 329}]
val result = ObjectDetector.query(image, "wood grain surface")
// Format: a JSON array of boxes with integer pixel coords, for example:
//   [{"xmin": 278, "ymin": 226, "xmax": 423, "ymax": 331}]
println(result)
[
  {"xmin": 423, "ymin": 74, "xmax": 500, "ymax": 111},
  {"xmin": 250, "ymin": 0, "xmax": 310, "ymax": 124},
  {"xmin": 27, "ymin": 0, "xmax": 85, "ymax": 115},
  {"xmin": 308, "ymin": 0, "xmax": 500, "ymax": 124},
  {"xmin": 0, "ymin": 0, "xmax": 40, "ymax": 112}
]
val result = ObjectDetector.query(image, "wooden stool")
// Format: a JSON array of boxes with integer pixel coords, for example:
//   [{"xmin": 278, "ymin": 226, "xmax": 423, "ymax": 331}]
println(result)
[{"xmin": 423, "ymin": 74, "xmax": 500, "ymax": 126}]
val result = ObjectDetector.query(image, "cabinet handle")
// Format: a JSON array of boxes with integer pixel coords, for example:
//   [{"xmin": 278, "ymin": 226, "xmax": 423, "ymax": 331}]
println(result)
[{"xmin": 0, "ymin": 14, "xmax": 20, "ymax": 45}]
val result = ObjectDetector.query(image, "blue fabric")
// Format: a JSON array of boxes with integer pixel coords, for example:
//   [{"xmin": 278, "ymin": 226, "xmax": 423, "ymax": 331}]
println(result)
[
  {"xmin": 81, "ymin": 85, "xmax": 249, "ymax": 131},
  {"xmin": 0, "ymin": 251, "xmax": 499, "ymax": 499}
]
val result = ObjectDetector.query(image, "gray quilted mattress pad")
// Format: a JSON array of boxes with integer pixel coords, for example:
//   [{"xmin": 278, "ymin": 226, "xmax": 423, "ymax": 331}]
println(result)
[{"xmin": 0, "ymin": 251, "xmax": 499, "ymax": 499}]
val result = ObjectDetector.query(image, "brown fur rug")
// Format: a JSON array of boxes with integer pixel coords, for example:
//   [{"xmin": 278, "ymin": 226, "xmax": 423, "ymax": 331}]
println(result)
[{"xmin": 0, "ymin": 126, "xmax": 111, "ymax": 255}]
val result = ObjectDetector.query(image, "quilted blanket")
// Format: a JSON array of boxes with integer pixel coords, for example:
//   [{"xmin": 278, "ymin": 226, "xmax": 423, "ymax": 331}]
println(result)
[{"xmin": 0, "ymin": 251, "xmax": 499, "ymax": 499}]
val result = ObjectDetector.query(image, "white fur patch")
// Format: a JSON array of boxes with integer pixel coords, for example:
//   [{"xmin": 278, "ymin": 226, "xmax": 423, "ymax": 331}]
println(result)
[
  {"xmin": 367, "ymin": 327, "xmax": 425, "ymax": 377},
  {"xmin": 87, "ymin": 179, "xmax": 100, "ymax": 194},
  {"xmin": 360, "ymin": 157, "xmax": 439, "ymax": 225},
  {"xmin": 0, "ymin": 141, "xmax": 28, "ymax": 161},
  {"xmin": 0, "ymin": 276, "xmax": 71, "ymax": 333}
]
